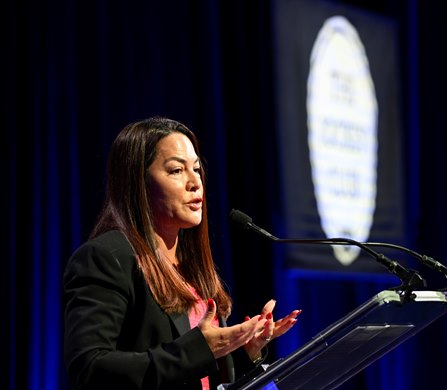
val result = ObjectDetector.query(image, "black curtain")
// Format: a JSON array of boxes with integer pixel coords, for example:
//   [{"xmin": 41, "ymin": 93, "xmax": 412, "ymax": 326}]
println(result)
[{"xmin": 2, "ymin": 1, "xmax": 446, "ymax": 389}]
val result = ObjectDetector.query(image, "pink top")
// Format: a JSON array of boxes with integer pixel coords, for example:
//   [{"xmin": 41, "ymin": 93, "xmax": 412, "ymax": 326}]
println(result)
[{"xmin": 188, "ymin": 287, "xmax": 219, "ymax": 390}]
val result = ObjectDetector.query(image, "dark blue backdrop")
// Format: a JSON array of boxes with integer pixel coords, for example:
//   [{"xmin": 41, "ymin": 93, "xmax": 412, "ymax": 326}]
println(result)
[{"xmin": 3, "ymin": 1, "xmax": 447, "ymax": 389}]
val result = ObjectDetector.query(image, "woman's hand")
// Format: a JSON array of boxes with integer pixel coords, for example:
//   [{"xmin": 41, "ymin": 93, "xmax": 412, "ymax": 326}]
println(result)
[
  {"xmin": 198, "ymin": 298, "xmax": 268, "ymax": 359},
  {"xmin": 243, "ymin": 299, "xmax": 302, "ymax": 362}
]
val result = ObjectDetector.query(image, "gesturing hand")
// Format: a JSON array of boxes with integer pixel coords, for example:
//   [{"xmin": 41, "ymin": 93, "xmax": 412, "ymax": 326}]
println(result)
[
  {"xmin": 198, "ymin": 298, "xmax": 268, "ymax": 359},
  {"xmin": 243, "ymin": 299, "xmax": 302, "ymax": 361}
]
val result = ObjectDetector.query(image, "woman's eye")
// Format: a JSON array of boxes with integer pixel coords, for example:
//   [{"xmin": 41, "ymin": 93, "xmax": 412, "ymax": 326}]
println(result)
[{"xmin": 170, "ymin": 168, "xmax": 182, "ymax": 174}]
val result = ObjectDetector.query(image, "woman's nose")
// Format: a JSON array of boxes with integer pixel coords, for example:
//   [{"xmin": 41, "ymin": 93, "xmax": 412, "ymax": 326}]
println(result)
[{"xmin": 187, "ymin": 171, "xmax": 202, "ymax": 191}]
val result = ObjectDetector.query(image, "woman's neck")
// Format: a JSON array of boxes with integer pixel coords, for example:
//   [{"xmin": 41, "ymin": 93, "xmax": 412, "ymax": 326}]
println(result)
[{"xmin": 154, "ymin": 230, "xmax": 179, "ymax": 266}]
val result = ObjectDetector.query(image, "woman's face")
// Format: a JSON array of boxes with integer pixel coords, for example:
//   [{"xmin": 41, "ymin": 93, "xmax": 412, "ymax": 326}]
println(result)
[{"xmin": 148, "ymin": 132, "xmax": 203, "ymax": 235}]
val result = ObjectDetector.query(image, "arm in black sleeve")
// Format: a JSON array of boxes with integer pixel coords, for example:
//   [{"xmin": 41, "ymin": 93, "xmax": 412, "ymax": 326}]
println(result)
[{"xmin": 63, "ymin": 235, "xmax": 217, "ymax": 389}]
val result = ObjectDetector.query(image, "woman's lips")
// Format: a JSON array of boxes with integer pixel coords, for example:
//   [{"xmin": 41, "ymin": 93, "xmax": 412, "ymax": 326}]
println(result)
[{"xmin": 187, "ymin": 198, "xmax": 203, "ymax": 211}]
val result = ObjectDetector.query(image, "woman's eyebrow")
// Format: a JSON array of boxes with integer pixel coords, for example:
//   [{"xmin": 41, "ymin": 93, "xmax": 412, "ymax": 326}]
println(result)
[{"xmin": 164, "ymin": 156, "xmax": 200, "ymax": 164}]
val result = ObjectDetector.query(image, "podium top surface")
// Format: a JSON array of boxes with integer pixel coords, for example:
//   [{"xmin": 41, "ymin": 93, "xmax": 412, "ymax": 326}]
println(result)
[{"xmin": 228, "ymin": 290, "xmax": 447, "ymax": 390}]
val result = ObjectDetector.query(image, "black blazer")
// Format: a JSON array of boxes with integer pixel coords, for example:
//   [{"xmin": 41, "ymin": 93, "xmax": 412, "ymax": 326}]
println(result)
[{"xmin": 63, "ymin": 230, "xmax": 258, "ymax": 390}]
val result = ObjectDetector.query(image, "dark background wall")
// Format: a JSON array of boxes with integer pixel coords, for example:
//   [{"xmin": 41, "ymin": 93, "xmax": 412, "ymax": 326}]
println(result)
[{"xmin": 2, "ymin": 1, "xmax": 446, "ymax": 389}]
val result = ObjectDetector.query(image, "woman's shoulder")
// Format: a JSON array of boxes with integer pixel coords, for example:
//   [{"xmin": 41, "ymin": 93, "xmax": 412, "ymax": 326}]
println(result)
[
  {"xmin": 89, "ymin": 229, "xmax": 130, "ymax": 249},
  {"xmin": 66, "ymin": 230, "xmax": 136, "ymax": 274},
  {"xmin": 75, "ymin": 229, "xmax": 131, "ymax": 252}
]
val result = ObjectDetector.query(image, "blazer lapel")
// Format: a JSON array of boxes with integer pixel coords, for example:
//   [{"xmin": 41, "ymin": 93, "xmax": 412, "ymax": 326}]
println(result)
[{"xmin": 169, "ymin": 312, "xmax": 191, "ymax": 336}]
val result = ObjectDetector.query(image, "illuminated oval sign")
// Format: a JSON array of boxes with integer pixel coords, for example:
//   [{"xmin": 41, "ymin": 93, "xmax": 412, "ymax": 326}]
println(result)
[{"xmin": 307, "ymin": 16, "xmax": 378, "ymax": 266}]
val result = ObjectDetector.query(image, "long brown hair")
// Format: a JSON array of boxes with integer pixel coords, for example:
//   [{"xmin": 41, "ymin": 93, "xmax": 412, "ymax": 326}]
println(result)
[{"xmin": 90, "ymin": 117, "xmax": 232, "ymax": 317}]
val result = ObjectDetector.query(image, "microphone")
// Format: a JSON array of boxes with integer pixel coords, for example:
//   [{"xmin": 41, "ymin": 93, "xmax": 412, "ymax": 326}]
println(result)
[
  {"xmin": 229, "ymin": 209, "xmax": 427, "ymax": 293},
  {"xmin": 230, "ymin": 208, "xmax": 447, "ymax": 277}
]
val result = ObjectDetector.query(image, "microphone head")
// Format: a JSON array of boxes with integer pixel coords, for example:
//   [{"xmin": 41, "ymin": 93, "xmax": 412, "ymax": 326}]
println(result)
[{"xmin": 229, "ymin": 209, "xmax": 253, "ymax": 229}]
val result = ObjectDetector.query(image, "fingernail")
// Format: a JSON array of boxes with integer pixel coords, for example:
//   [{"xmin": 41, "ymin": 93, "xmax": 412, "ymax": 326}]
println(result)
[
  {"xmin": 207, "ymin": 298, "xmax": 214, "ymax": 309},
  {"xmin": 244, "ymin": 316, "xmax": 250, "ymax": 321},
  {"xmin": 266, "ymin": 312, "xmax": 273, "ymax": 320}
]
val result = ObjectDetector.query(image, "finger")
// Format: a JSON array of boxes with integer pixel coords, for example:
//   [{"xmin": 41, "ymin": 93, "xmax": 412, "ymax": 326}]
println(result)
[
  {"xmin": 219, "ymin": 316, "xmax": 267, "ymax": 352},
  {"xmin": 200, "ymin": 298, "xmax": 217, "ymax": 325},
  {"xmin": 275, "ymin": 309, "xmax": 302, "ymax": 326},
  {"xmin": 240, "ymin": 315, "xmax": 268, "ymax": 340},
  {"xmin": 260, "ymin": 299, "xmax": 276, "ymax": 317},
  {"xmin": 273, "ymin": 315, "xmax": 301, "ymax": 338},
  {"xmin": 275, "ymin": 316, "xmax": 299, "ymax": 331},
  {"xmin": 285, "ymin": 309, "xmax": 302, "ymax": 324},
  {"xmin": 260, "ymin": 313, "xmax": 275, "ymax": 342}
]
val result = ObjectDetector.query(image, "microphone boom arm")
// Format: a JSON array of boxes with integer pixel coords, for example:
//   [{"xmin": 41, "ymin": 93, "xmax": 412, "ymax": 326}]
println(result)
[{"xmin": 231, "ymin": 209, "xmax": 426, "ymax": 295}]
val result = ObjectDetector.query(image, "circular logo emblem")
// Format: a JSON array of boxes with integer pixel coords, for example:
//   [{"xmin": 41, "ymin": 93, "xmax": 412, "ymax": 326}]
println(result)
[{"xmin": 307, "ymin": 16, "xmax": 378, "ymax": 265}]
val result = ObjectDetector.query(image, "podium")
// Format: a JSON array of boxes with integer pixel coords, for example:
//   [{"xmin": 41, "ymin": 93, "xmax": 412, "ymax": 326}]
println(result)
[{"xmin": 221, "ymin": 289, "xmax": 447, "ymax": 390}]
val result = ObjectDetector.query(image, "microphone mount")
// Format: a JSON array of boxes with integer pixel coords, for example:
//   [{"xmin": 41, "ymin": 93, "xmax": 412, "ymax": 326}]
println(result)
[{"xmin": 362, "ymin": 241, "xmax": 447, "ymax": 278}]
